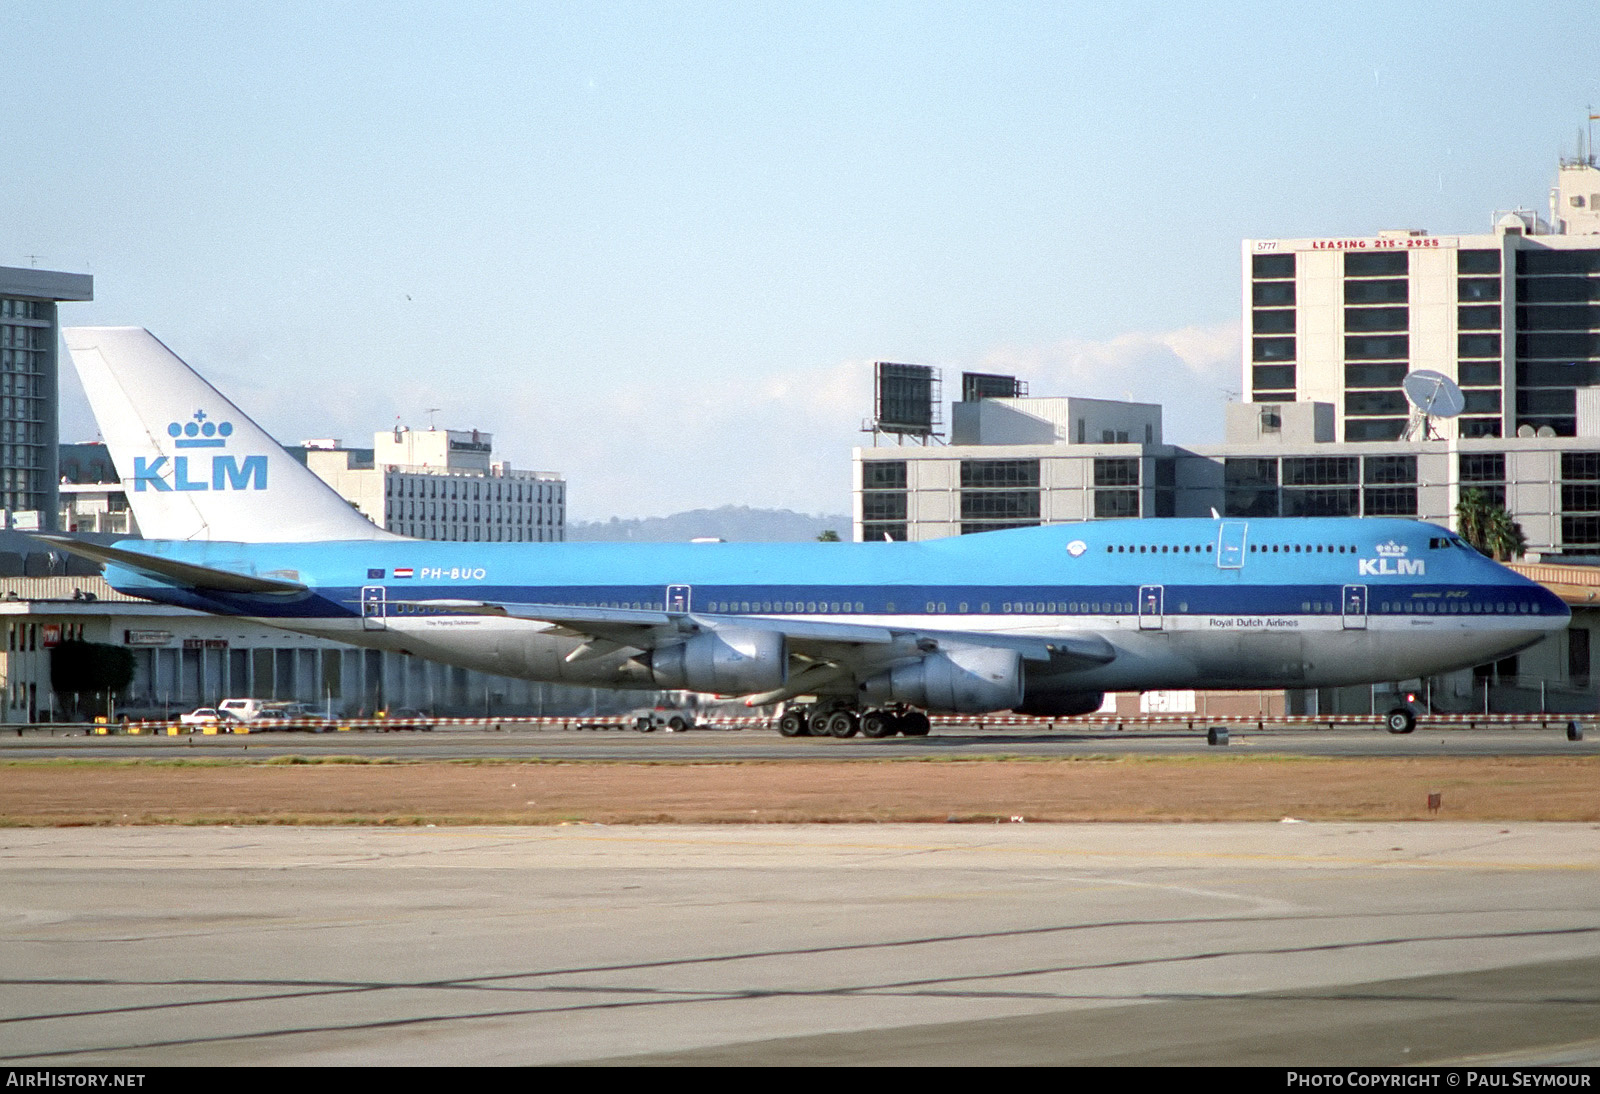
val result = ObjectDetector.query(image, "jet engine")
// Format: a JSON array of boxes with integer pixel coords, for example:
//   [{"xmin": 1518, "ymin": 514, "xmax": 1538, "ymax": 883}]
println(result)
[
  {"xmin": 1012, "ymin": 691, "xmax": 1105, "ymax": 717},
  {"xmin": 648, "ymin": 628, "xmax": 787, "ymax": 695},
  {"xmin": 860, "ymin": 646, "xmax": 1024, "ymax": 714}
]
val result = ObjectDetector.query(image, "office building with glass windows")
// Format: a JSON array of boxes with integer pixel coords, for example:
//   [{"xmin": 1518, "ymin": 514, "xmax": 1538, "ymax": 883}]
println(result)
[
  {"xmin": 0, "ymin": 266, "xmax": 93, "ymax": 532},
  {"xmin": 295, "ymin": 426, "xmax": 566, "ymax": 542},
  {"xmin": 855, "ymin": 390, "xmax": 1600, "ymax": 557},
  {"xmin": 1243, "ymin": 151, "xmax": 1600, "ymax": 443}
]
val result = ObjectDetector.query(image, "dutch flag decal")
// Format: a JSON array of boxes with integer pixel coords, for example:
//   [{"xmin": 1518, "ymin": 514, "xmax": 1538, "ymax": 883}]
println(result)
[{"xmin": 394, "ymin": 567, "xmax": 414, "ymax": 578}]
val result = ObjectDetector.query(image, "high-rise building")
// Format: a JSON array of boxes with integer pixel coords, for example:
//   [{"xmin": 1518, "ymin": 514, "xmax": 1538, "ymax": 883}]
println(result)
[
  {"xmin": 1242, "ymin": 151, "xmax": 1600, "ymax": 443},
  {"xmin": 0, "ymin": 266, "xmax": 93, "ymax": 531}
]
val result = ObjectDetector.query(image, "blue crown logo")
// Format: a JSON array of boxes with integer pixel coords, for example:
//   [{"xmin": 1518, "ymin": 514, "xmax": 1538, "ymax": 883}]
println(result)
[{"xmin": 168, "ymin": 410, "xmax": 234, "ymax": 449}]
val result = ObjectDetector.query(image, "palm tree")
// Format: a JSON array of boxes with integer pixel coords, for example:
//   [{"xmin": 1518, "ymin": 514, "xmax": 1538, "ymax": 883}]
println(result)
[
  {"xmin": 1485, "ymin": 507, "xmax": 1527, "ymax": 562},
  {"xmin": 1456, "ymin": 488, "xmax": 1526, "ymax": 561},
  {"xmin": 1455, "ymin": 489, "xmax": 1492, "ymax": 553}
]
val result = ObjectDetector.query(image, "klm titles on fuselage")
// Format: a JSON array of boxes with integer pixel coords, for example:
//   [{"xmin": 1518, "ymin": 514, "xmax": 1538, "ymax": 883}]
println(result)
[
  {"xmin": 134, "ymin": 412, "xmax": 267, "ymax": 493},
  {"xmin": 1357, "ymin": 541, "xmax": 1425, "ymax": 577}
]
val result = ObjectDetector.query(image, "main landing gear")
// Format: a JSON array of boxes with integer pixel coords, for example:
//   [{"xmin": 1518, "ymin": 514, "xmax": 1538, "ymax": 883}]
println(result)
[
  {"xmin": 776, "ymin": 702, "xmax": 931, "ymax": 739},
  {"xmin": 1384, "ymin": 706, "xmax": 1417, "ymax": 735}
]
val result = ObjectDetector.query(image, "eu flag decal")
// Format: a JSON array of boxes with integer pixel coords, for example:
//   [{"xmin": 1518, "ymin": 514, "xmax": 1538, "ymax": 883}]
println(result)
[{"xmin": 367, "ymin": 568, "xmax": 385, "ymax": 579}]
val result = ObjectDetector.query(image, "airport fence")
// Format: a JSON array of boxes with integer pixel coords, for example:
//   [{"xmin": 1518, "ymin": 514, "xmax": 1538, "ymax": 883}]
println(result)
[{"xmin": 7, "ymin": 711, "xmax": 1591, "ymax": 736}]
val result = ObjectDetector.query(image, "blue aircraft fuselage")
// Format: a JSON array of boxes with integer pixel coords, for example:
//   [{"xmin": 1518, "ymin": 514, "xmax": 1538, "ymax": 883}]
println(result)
[{"xmin": 98, "ymin": 517, "xmax": 1568, "ymax": 702}]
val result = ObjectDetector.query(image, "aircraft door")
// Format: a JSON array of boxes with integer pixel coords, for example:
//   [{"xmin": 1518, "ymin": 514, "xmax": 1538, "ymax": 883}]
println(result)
[
  {"xmin": 1138, "ymin": 584, "xmax": 1164, "ymax": 630},
  {"xmin": 1216, "ymin": 522, "xmax": 1247, "ymax": 569},
  {"xmin": 1342, "ymin": 584, "xmax": 1368, "ymax": 630},
  {"xmin": 361, "ymin": 585, "xmax": 386, "ymax": 631},
  {"xmin": 666, "ymin": 584, "xmax": 691, "ymax": 613}
]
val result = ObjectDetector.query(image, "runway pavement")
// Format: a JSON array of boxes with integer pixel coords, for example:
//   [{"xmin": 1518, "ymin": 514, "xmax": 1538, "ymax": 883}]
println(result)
[{"xmin": 2, "ymin": 824, "xmax": 1597, "ymax": 1066}]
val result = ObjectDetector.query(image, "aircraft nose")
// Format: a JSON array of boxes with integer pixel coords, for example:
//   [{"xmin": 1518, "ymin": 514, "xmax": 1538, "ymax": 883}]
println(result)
[{"xmin": 1539, "ymin": 587, "xmax": 1571, "ymax": 626}]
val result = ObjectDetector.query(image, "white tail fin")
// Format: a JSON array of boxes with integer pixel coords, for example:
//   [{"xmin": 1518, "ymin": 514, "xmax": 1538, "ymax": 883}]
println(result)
[{"xmin": 64, "ymin": 327, "xmax": 398, "ymax": 543}]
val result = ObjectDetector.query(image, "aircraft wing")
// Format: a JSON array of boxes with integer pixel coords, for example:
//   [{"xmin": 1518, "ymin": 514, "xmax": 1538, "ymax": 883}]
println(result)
[{"xmin": 389, "ymin": 598, "xmax": 1116, "ymax": 671}]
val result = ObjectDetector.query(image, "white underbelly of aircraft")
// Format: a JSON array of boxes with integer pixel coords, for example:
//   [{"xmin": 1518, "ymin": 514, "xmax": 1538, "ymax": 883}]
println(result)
[{"xmin": 259, "ymin": 607, "xmax": 1558, "ymax": 701}]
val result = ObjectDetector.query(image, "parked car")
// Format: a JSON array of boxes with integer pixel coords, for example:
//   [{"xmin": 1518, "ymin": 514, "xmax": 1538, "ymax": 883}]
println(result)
[{"xmin": 178, "ymin": 707, "xmax": 232, "ymax": 729}]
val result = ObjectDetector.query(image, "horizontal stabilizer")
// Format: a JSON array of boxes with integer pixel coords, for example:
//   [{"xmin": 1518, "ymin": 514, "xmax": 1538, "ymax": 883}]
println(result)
[{"xmin": 35, "ymin": 536, "xmax": 307, "ymax": 595}]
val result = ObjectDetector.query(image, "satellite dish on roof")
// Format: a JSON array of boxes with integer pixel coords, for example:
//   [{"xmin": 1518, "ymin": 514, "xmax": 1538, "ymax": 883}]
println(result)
[
  {"xmin": 1400, "ymin": 369, "xmax": 1466, "ymax": 440},
  {"xmin": 1403, "ymin": 370, "xmax": 1466, "ymax": 417}
]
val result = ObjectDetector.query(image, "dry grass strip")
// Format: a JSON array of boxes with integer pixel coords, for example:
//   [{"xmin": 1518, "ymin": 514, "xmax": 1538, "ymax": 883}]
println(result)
[{"xmin": 2, "ymin": 755, "xmax": 1597, "ymax": 825}]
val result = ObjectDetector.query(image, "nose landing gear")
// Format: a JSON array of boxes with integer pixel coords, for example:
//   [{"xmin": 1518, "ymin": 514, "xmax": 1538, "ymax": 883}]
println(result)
[{"xmin": 1385, "ymin": 706, "xmax": 1417, "ymax": 734}]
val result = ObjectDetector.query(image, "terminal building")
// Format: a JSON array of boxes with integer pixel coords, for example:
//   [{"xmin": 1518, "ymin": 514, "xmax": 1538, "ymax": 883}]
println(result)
[{"xmin": 0, "ymin": 573, "xmax": 610, "ymax": 723}]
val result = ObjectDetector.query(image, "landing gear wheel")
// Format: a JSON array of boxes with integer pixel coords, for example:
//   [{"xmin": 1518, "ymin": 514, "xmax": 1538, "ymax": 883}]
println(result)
[
  {"xmin": 900, "ymin": 711, "xmax": 931, "ymax": 737},
  {"xmin": 1385, "ymin": 707, "xmax": 1417, "ymax": 735},
  {"xmin": 825, "ymin": 710, "xmax": 860, "ymax": 738},
  {"xmin": 808, "ymin": 710, "xmax": 834, "ymax": 737},
  {"xmin": 860, "ymin": 711, "xmax": 898, "ymax": 738},
  {"xmin": 777, "ymin": 710, "xmax": 809, "ymax": 737}
]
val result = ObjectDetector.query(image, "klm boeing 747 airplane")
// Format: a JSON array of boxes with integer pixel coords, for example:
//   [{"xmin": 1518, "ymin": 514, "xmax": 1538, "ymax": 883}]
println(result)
[{"xmin": 54, "ymin": 328, "xmax": 1568, "ymax": 737}]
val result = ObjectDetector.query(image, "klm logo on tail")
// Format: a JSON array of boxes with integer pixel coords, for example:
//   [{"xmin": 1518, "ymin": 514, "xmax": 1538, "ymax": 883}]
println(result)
[{"xmin": 134, "ymin": 411, "xmax": 268, "ymax": 493}]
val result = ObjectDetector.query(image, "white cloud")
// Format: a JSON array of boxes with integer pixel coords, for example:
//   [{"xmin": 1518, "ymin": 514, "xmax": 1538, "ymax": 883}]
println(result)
[
  {"xmin": 495, "ymin": 357, "xmax": 872, "ymax": 521},
  {"xmin": 978, "ymin": 320, "xmax": 1243, "ymax": 446}
]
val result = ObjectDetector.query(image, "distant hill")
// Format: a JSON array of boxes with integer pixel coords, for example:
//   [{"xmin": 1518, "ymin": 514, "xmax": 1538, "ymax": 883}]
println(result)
[{"xmin": 568, "ymin": 506, "xmax": 851, "ymax": 543}]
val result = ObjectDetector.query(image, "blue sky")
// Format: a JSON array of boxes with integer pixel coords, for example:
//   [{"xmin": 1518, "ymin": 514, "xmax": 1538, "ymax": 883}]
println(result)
[{"xmin": 7, "ymin": 2, "xmax": 1599, "ymax": 519}]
